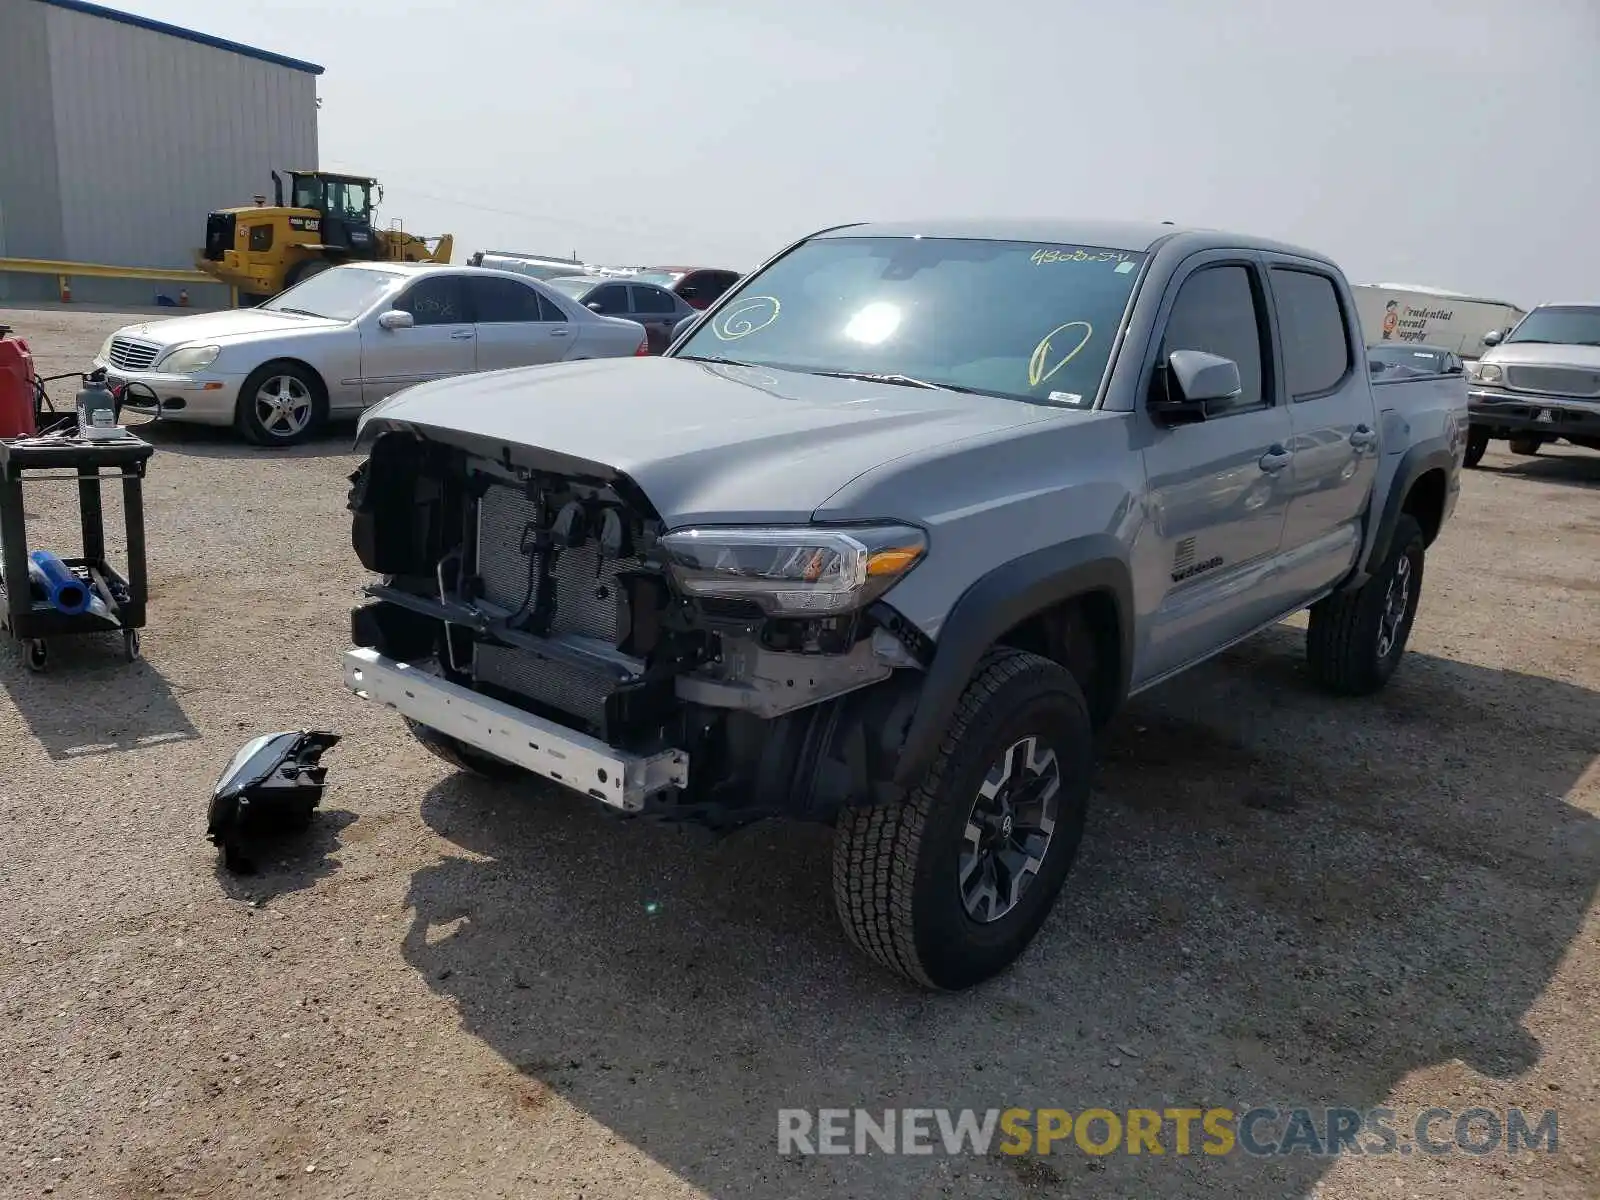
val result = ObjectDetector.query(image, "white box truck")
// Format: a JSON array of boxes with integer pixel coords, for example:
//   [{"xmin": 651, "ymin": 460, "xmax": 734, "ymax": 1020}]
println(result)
[{"xmin": 1350, "ymin": 283, "xmax": 1525, "ymax": 360}]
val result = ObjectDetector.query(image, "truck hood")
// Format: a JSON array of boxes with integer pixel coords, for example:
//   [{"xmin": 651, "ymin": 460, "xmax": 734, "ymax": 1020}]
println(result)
[
  {"xmin": 1482, "ymin": 342, "xmax": 1600, "ymax": 371},
  {"xmin": 356, "ymin": 356, "xmax": 1071, "ymax": 526},
  {"xmin": 113, "ymin": 308, "xmax": 342, "ymax": 349}
]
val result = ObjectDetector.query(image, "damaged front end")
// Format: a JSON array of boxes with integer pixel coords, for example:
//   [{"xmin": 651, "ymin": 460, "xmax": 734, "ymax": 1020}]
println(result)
[{"xmin": 340, "ymin": 429, "xmax": 932, "ymax": 826}]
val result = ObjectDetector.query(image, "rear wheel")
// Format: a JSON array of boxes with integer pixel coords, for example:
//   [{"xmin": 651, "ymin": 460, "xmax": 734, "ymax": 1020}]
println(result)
[
  {"xmin": 1305, "ymin": 513, "xmax": 1425, "ymax": 696},
  {"xmin": 1508, "ymin": 434, "xmax": 1543, "ymax": 456},
  {"xmin": 235, "ymin": 361, "xmax": 326, "ymax": 447},
  {"xmin": 832, "ymin": 648, "xmax": 1093, "ymax": 991},
  {"xmin": 1463, "ymin": 426, "xmax": 1489, "ymax": 468}
]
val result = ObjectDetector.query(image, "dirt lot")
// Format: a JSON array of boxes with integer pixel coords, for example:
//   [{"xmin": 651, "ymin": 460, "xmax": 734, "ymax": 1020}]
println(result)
[{"xmin": 1, "ymin": 304, "xmax": 1596, "ymax": 1200}]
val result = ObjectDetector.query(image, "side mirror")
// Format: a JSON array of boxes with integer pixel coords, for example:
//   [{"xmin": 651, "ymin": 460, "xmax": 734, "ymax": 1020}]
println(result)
[
  {"xmin": 671, "ymin": 314, "xmax": 698, "ymax": 343},
  {"xmin": 1151, "ymin": 349, "xmax": 1240, "ymax": 424},
  {"xmin": 1482, "ymin": 329, "xmax": 1503, "ymax": 347},
  {"xmin": 585, "ymin": 301, "xmax": 603, "ymax": 312},
  {"xmin": 377, "ymin": 310, "xmax": 414, "ymax": 331}
]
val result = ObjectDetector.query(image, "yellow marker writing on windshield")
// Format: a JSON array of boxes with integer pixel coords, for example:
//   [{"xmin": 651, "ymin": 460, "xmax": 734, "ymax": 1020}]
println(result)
[{"xmin": 1028, "ymin": 322, "xmax": 1093, "ymax": 388}]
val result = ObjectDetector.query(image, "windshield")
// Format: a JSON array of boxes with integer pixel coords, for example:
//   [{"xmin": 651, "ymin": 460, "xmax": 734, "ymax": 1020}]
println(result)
[
  {"xmin": 291, "ymin": 175, "xmax": 372, "ymax": 221},
  {"xmin": 671, "ymin": 236, "xmax": 1147, "ymax": 406},
  {"xmin": 261, "ymin": 268, "xmax": 400, "ymax": 320},
  {"xmin": 1369, "ymin": 345, "xmax": 1446, "ymax": 372},
  {"xmin": 544, "ymin": 277, "xmax": 601, "ymax": 300},
  {"xmin": 1506, "ymin": 305, "xmax": 1600, "ymax": 347}
]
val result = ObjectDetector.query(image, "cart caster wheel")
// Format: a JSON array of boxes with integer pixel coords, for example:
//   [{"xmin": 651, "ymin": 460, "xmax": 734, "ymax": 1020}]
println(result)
[
  {"xmin": 25, "ymin": 639, "xmax": 48, "ymax": 673},
  {"xmin": 123, "ymin": 630, "xmax": 141, "ymax": 663}
]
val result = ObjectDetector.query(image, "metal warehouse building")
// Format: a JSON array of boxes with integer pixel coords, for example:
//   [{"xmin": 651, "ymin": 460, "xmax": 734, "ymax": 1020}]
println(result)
[{"xmin": 0, "ymin": 0, "xmax": 322, "ymax": 305}]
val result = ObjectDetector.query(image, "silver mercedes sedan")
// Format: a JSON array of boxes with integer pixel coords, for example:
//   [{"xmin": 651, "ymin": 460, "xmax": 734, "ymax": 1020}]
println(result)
[{"xmin": 92, "ymin": 262, "xmax": 652, "ymax": 446}]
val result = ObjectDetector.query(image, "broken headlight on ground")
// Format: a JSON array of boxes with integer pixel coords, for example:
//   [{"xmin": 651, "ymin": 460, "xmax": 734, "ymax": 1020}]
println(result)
[{"xmin": 206, "ymin": 730, "xmax": 341, "ymax": 873}]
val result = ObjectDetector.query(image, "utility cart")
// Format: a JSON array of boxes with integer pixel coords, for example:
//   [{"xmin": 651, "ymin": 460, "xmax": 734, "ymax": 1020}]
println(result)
[{"xmin": 0, "ymin": 432, "xmax": 154, "ymax": 672}]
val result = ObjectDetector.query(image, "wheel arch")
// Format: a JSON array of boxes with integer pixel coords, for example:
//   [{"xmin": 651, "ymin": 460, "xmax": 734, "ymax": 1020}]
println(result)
[
  {"xmin": 889, "ymin": 535, "xmax": 1135, "ymax": 791},
  {"xmin": 1362, "ymin": 442, "xmax": 1457, "ymax": 575}
]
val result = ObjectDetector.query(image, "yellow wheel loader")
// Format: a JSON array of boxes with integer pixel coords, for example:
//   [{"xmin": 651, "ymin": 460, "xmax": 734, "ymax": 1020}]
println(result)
[{"xmin": 193, "ymin": 171, "xmax": 454, "ymax": 305}]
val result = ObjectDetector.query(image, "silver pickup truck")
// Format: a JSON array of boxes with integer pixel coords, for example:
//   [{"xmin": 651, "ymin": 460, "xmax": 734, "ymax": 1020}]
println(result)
[
  {"xmin": 340, "ymin": 219, "xmax": 1467, "ymax": 990},
  {"xmin": 1464, "ymin": 301, "xmax": 1600, "ymax": 464}
]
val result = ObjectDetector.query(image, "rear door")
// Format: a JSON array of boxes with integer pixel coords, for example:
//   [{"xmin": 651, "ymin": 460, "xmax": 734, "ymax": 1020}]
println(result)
[
  {"xmin": 1135, "ymin": 253, "xmax": 1295, "ymax": 686},
  {"xmin": 466, "ymin": 275, "xmax": 574, "ymax": 370},
  {"xmin": 628, "ymin": 284, "xmax": 680, "ymax": 354},
  {"xmin": 1265, "ymin": 260, "xmax": 1380, "ymax": 599},
  {"xmin": 360, "ymin": 274, "xmax": 476, "ymax": 403}
]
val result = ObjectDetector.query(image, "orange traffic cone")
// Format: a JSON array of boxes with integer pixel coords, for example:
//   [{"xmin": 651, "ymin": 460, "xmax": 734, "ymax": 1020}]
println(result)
[
  {"xmin": 59, "ymin": 276, "xmax": 72, "ymax": 303},
  {"xmin": 179, "ymin": 289, "xmax": 189, "ymax": 307}
]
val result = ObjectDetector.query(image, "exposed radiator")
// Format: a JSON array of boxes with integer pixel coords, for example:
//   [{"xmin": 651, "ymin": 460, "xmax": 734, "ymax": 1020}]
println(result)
[{"xmin": 472, "ymin": 481, "xmax": 642, "ymax": 727}]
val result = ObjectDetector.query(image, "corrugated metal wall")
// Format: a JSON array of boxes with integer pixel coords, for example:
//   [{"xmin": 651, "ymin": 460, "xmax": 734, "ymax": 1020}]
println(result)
[
  {"xmin": 0, "ymin": 0, "xmax": 65, "ymax": 300},
  {"xmin": 43, "ymin": 2, "xmax": 318, "ymax": 273}
]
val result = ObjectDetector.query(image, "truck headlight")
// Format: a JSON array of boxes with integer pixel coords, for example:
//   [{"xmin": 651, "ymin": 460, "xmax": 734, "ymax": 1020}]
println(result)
[
  {"xmin": 157, "ymin": 345, "xmax": 220, "ymax": 373},
  {"xmin": 1471, "ymin": 362, "xmax": 1503, "ymax": 384},
  {"xmin": 659, "ymin": 524, "xmax": 927, "ymax": 616}
]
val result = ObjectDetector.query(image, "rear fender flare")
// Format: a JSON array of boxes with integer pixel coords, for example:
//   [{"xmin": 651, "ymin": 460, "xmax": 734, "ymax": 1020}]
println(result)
[
  {"xmin": 1357, "ymin": 440, "xmax": 1457, "ymax": 580},
  {"xmin": 889, "ymin": 534, "xmax": 1135, "ymax": 790}
]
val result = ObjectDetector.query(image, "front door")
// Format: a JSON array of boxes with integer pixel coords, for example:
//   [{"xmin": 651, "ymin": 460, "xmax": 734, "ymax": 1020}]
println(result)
[
  {"xmin": 1134, "ymin": 256, "xmax": 1295, "ymax": 687},
  {"xmin": 1266, "ymin": 261, "xmax": 1381, "ymax": 600},
  {"xmin": 465, "ymin": 275, "xmax": 575, "ymax": 371},
  {"xmin": 360, "ymin": 274, "xmax": 476, "ymax": 404}
]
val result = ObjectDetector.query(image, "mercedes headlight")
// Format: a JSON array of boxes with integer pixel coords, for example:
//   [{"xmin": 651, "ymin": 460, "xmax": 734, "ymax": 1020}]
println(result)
[
  {"xmin": 157, "ymin": 345, "xmax": 220, "ymax": 373},
  {"xmin": 658, "ymin": 524, "xmax": 927, "ymax": 616},
  {"xmin": 1471, "ymin": 361, "xmax": 1503, "ymax": 384},
  {"xmin": 96, "ymin": 335, "xmax": 114, "ymax": 362}
]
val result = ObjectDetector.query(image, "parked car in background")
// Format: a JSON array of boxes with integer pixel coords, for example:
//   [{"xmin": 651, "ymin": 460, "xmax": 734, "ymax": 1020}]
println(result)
[
  {"xmin": 543, "ymin": 274, "xmax": 699, "ymax": 354},
  {"xmin": 1465, "ymin": 301, "xmax": 1600, "ymax": 465},
  {"xmin": 630, "ymin": 266, "xmax": 743, "ymax": 310},
  {"xmin": 1367, "ymin": 343, "xmax": 1465, "ymax": 378},
  {"xmin": 94, "ymin": 262, "xmax": 648, "ymax": 446}
]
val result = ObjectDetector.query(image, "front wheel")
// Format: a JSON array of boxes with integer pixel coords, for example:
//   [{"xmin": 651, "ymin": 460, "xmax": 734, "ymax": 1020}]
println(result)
[
  {"xmin": 832, "ymin": 648, "xmax": 1093, "ymax": 991},
  {"xmin": 1305, "ymin": 513, "xmax": 1425, "ymax": 696},
  {"xmin": 235, "ymin": 361, "xmax": 326, "ymax": 447}
]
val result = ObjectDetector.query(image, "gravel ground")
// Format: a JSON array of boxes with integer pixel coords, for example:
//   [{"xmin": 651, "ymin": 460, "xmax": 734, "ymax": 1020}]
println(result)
[{"xmin": 1, "ymin": 304, "xmax": 1596, "ymax": 1200}]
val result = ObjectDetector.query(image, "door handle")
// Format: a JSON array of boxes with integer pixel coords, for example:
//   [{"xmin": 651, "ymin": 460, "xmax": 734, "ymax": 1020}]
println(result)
[
  {"xmin": 549, "ymin": 328, "xmax": 570, "ymax": 337},
  {"xmin": 450, "ymin": 330, "xmax": 474, "ymax": 340},
  {"xmin": 1349, "ymin": 425, "xmax": 1378, "ymax": 449},
  {"xmin": 1258, "ymin": 446, "xmax": 1292, "ymax": 472}
]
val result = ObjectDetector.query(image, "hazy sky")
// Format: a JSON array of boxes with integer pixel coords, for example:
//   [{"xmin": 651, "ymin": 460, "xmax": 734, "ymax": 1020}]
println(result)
[{"xmin": 110, "ymin": 0, "xmax": 1599, "ymax": 305}]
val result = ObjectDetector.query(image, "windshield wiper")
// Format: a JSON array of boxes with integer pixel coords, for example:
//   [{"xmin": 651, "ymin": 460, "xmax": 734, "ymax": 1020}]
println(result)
[
  {"xmin": 806, "ymin": 369, "xmax": 987, "ymax": 395},
  {"xmin": 272, "ymin": 307, "xmax": 324, "ymax": 318},
  {"xmin": 679, "ymin": 354, "xmax": 760, "ymax": 368}
]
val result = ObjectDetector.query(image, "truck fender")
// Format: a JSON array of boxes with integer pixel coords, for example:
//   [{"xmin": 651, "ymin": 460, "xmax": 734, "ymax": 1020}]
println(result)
[
  {"xmin": 889, "ymin": 534, "xmax": 1135, "ymax": 791},
  {"xmin": 1356, "ymin": 439, "xmax": 1458, "ymax": 582}
]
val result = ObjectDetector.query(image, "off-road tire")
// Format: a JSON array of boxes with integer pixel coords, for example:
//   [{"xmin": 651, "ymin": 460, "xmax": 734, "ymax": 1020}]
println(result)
[
  {"xmin": 403, "ymin": 716, "xmax": 525, "ymax": 780},
  {"xmin": 1306, "ymin": 513, "xmax": 1425, "ymax": 696},
  {"xmin": 832, "ymin": 647, "xmax": 1093, "ymax": 991},
  {"xmin": 1463, "ymin": 426, "xmax": 1489, "ymax": 468},
  {"xmin": 1508, "ymin": 434, "xmax": 1542, "ymax": 456},
  {"xmin": 235, "ymin": 360, "xmax": 327, "ymax": 447}
]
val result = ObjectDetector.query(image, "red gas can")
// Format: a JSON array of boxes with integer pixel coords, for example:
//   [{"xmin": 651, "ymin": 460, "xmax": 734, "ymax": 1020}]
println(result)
[{"xmin": 0, "ymin": 325, "xmax": 38, "ymax": 439}]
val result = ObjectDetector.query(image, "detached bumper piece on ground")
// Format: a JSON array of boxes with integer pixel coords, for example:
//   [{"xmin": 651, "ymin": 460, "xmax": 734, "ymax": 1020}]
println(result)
[
  {"xmin": 207, "ymin": 730, "xmax": 341, "ymax": 874},
  {"xmin": 0, "ymin": 431, "xmax": 153, "ymax": 671}
]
